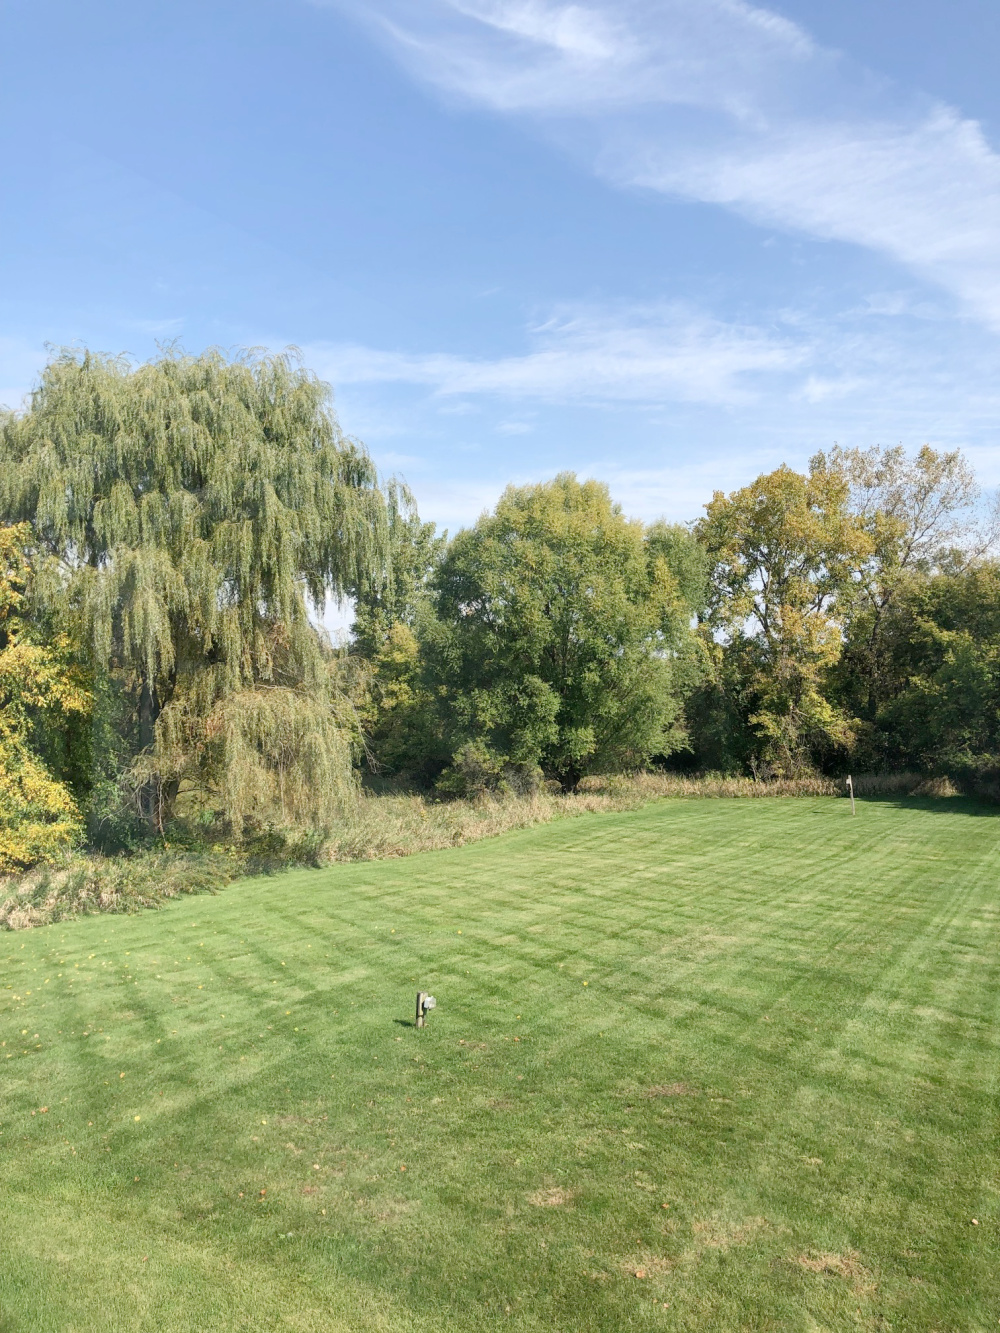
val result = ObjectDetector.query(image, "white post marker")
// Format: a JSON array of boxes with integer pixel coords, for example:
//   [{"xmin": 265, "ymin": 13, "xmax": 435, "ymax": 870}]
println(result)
[
  {"xmin": 415, "ymin": 992, "xmax": 437, "ymax": 1028},
  {"xmin": 846, "ymin": 774, "xmax": 855, "ymax": 816}
]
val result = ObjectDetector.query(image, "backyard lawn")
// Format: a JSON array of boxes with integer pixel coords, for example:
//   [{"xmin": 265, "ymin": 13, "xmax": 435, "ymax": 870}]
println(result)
[{"xmin": 2, "ymin": 795, "xmax": 1000, "ymax": 1332}]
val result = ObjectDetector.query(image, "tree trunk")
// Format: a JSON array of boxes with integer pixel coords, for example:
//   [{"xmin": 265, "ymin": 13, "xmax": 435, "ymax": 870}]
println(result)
[{"xmin": 137, "ymin": 679, "xmax": 165, "ymax": 830}]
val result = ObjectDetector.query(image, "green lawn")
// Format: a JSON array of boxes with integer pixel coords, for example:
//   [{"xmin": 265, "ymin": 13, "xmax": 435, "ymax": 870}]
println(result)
[{"xmin": 3, "ymin": 797, "xmax": 1000, "ymax": 1332}]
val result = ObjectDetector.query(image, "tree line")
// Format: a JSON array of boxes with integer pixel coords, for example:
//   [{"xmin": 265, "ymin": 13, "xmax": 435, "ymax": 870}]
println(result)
[{"xmin": 0, "ymin": 347, "xmax": 995, "ymax": 871}]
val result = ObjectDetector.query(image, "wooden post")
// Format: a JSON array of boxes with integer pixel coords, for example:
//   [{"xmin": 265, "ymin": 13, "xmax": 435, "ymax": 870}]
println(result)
[
  {"xmin": 846, "ymin": 774, "xmax": 855, "ymax": 816},
  {"xmin": 415, "ymin": 992, "xmax": 425, "ymax": 1028}
]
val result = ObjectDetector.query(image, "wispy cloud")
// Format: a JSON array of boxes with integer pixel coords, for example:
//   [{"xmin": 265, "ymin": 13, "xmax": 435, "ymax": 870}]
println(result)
[
  {"xmin": 123, "ymin": 316, "xmax": 186, "ymax": 337},
  {"xmin": 594, "ymin": 453, "xmax": 786, "ymax": 522},
  {"xmin": 372, "ymin": 454, "xmax": 788, "ymax": 530},
  {"xmin": 303, "ymin": 295, "xmax": 1000, "ymax": 528},
  {"xmin": 306, "ymin": 304, "xmax": 803, "ymax": 406},
  {"xmin": 329, "ymin": 0, "xmax": 1000, "ymax": 326},
  {"xmin": 341, "ymin": 0, "xmax": 816, "ymax": 114},
  {"xmin": 394, "ymin": 475, "xmax": 518, "ymax": 530}
]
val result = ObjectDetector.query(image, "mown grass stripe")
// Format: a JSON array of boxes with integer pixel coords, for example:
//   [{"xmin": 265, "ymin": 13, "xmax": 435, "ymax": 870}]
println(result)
[{"xmin": 3, "ymin": 796, "xmax": 1000, "ymax": 1330}]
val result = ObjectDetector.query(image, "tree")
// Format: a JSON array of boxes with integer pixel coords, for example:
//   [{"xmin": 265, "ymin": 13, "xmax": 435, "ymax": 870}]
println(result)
[
  {"xmin": 644, "ymin": 519, "xmax": 711, "ymax": 625},
  {"xmin": 696, "ymin": 462, "xmax": 869, "ymax": 776},
  {"xmin": 0, "ymin": 347, "xmax": 387, "ymax": 835},
  {"xmin": 866, "ymin": 564, "xmax": 1000, "ymax": 783},
  {"xmin": 356, "ymin": 620, "xmax": 448, "ymax": 784},
  {"xmin": 350, "ymin": 479, "xmax": 444, "ymax": 658},
  {"xmin": 0, "ymin": 524, "xmax": 89, "ymax": 869},
  {"xmin": 342, "ymin": 481, "xmax": 448, "ymax": 784},
  {"xmin": 815, "ymin": 444, "xmax": 980, "ymax": 722},
  {"xmin": 428, "ymin": 474, "xmax": 701, "ymax": 792}
]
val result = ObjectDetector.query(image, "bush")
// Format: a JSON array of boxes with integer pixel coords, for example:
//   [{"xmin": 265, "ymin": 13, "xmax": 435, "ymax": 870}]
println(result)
[
  {"xmin": 0, "ymin": 751, "xmax": 82, "ymax": 872},
  {"xmin": 434, "ymin": 741, "xmax": 542, "ymax": 799}
]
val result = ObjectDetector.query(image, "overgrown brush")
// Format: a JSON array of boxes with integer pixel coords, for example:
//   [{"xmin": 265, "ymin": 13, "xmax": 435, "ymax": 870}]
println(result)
[
  {"xmin": 0, "ymin": 770, "xmax": 964, "ymax": 929},
  {"xmin": 598, "ymin": 771, "xmax": 933, "ymax": 800},
  {"xmin": 0, "ymin": 848, "xmax": 275, "ymax": 931}
]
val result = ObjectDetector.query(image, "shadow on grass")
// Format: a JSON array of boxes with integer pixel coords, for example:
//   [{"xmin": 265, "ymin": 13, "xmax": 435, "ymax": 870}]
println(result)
[
  {"xmin": 856, "ymin": 794, "xmax": 999, "ymax": 818},
  {"xmin": 393, "ymin": 1018, "xmax": 416, "ymax": 1028}
]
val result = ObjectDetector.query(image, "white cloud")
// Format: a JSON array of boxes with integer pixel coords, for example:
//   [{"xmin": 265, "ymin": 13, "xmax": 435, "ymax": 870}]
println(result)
[
  {"xmin": 346, "ymin": 0, "xmax": 815, "ymax": 115},
  {"xmin": 376, "ymin": 449, "xmax": 426, "ymax": 470},
  {"xmin": 388, "ymin": 454, "xmax": 788, "ymax": 531},
  {"xmin": 400, "ymin": 475, "xmax": 515, "ymax": 531},
  {"xmin": 124, "ymin": 316, "xmax": 186, "ymax": 336},
  {"xmin": 305, "ymin": 305, "xmax": 802, "ymax": 406},
  {"xmin": 331, "ymin": 0, "xmax": 1000, "ymax": 326},
  {"xmin": 797, "ymin": 374, "xmax": 869, "ymax": 404},
  {"xmin": 628, "ymin": 109, "xmax": 1000, "ymax": 327},
  {"xmin": 301, "ymin": 294, "xmax": 1000, "ymax": 476},
  {"xmin": 594, "ymin": 453, "xmax": 785, "ymax": 522},
  {"xmin": 303, "ymin": 294, "xmax": 1000, "ymax": 536}
]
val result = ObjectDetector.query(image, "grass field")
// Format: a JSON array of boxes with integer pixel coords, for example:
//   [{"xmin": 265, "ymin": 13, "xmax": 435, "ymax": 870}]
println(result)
[{"xmin": 3, "ymin": 796, "xmax": 1000, "ymax": 1332}]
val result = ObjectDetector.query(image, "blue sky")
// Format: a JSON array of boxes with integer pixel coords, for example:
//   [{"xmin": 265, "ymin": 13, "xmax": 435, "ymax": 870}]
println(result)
[{"xmin": 3, "ymin": 0, "xmax": 1000, "ymax": 533}]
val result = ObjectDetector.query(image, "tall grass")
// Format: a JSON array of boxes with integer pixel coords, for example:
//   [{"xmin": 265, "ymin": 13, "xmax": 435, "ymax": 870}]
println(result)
[{"xmin": 0, "ymin": 770, "xmax": 955, "ymax": 929}]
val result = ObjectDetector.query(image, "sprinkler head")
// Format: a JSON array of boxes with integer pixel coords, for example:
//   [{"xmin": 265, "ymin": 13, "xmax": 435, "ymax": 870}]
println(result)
[{"xmin": 415, "ymin": 991, "xmax": 438, "ymax": 1027}]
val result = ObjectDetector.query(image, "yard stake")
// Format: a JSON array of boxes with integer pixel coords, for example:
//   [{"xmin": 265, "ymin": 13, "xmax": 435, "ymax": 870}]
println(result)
[{"xmin": 847, "ymin": 774, "xmax": 855, "ymax": 815}]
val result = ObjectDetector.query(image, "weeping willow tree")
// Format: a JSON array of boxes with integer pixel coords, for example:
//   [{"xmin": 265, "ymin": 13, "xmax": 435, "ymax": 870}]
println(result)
[{"xmin": 0, "ymin": 347, "xmax": 388, "ymax": 835}]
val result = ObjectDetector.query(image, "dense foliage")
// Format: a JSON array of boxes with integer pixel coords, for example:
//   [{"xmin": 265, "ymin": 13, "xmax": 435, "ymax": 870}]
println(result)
[
  {"xmin": 864, "ymin": 565, "xmax": 1000, "ymax": 782},
  {"xmin": 2, "ymin": 344, "xmax": 998, "ymax": 873},
  {"xmin": 695, "ymin": 460, "xmax": 869, "ymax": 776},
  {"xmin": 1, "ymin": 348, "xmax": 386, "ymax": 841},
  {"xmin": 0, "ymin": 524, "xmax": 89, "ymax": 869},
  {"xmin": 425, "ymin": 475, "xmax": 705, "ymax": 792}
]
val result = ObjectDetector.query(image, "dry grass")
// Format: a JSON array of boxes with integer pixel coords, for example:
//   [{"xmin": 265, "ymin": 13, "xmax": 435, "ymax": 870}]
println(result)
[
  {"xmin": 0, "ymin": 769, "xmax": 956, "ymax": 930},
  {"xmin": 325, "ymin": 769, "xmax": 939, "ymax": 868},
  {"xmin": 595, "ymin": 770, "xmax": 931, "ymax": 800},
  {"xmin": 796, "ymin": 1250, "xmax": 877, "ymax": 1296},
  {"xmin": 526, "ymin": 1186, "xmax": 577, "ymax": 1207},
  {"xmin": 0, "ymin": 849, "xmax": 246, "ymax": 931},
  {"xmin": 691, "ymin": 1216, "xmax": 770, "ymax": 1250},
  {"xmin": 324, "ymin": 791, "xmax": 559, "ymax": 862},
  {"xmin": 626, "ymin": 1255, "xmax": 676, "ymax": 1279},
  {"xmin": 625, "ymin": 1216, "xmax": 772, "ymax": 1286}
]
